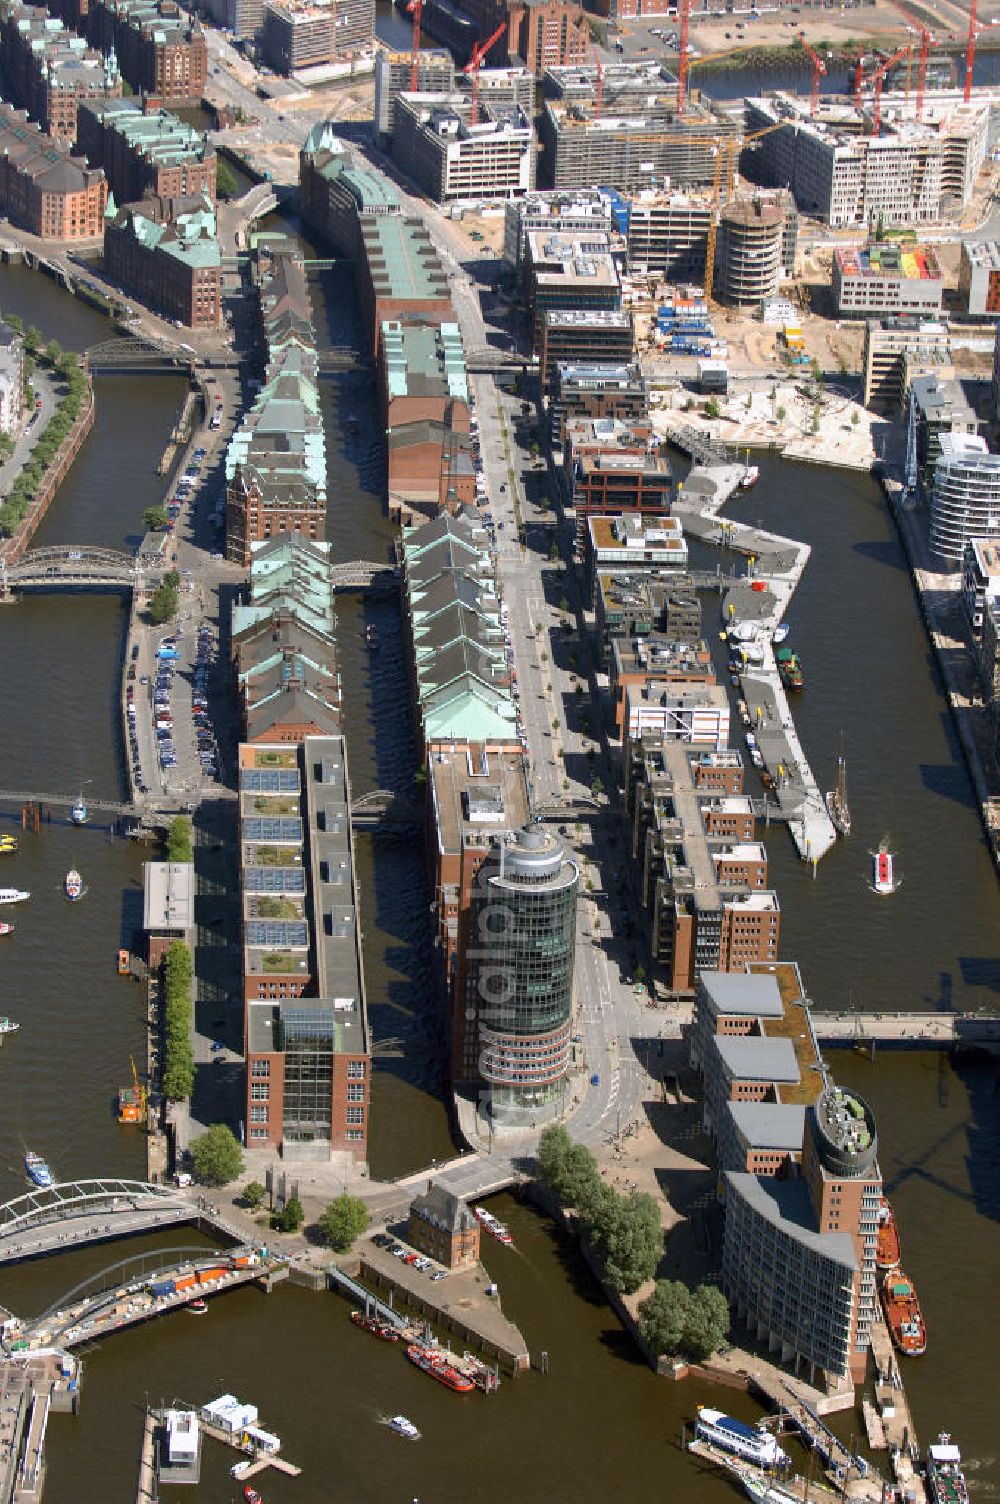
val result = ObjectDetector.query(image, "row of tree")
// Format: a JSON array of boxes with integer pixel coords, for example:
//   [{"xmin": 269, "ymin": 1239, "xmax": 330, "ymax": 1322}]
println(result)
[
  {"xmin": 162, "ymin": 940, "xmax": 195, "ymax": 1101},
  {"xmin": 166, "ymin": 815, "xmax": 193, "ymax": 863},
  {"xmin": 149, "ymin": 569, "xmax": 181, "ymax": 626},
  {"xmin": 538, "ymin": 1126, "xmax": 729, "ymax": 1360},
  {"xmin": 538, "ymin": 1125, "xmax": 662, "ymax": 1295},
  {"xmin": 0, "ymin": 316, "xmax": 90, "ymax": 538}
]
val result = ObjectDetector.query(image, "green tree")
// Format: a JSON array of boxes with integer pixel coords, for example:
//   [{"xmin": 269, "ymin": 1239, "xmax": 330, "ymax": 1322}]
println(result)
[
  {"xmin": 24, "ymin": 326, "xmax": 42, "ymax": 353},
  {"xmin": 851, "ymin": 408, "xmax": 860, "ymax": 427},
  {"xmin": 143, "ymin": 504, "xmax": 168, "ymax": 531},
  {"xmin": 166, "ymin": 815, "xmax": 193, "ymax": 863},
  {"xmin": 705, "ymin": 397, "xmax": 721, "ymax": 419},
  {"xmin": 191, "ymin": 1123, "xmax": 244, "ymax": 1187},
  {"xmin": 776, "ymin": 405, "xmax": 787, "ymax": 423},
  {"xmin": 149, "ymin": 581, "xmax": 178, "ymax": 625},
  {"xmin": 45, "ymin": 339, "xmax": 62, "ymax": 365},
  {"xmin": 537, "ymin": 1125, "xmax": 601, "ymax": 1210},
  {"xmin": 318, "ymin": 1194, "xmax": 369, "ymax": 1250},
  {"xmin": 684, "ymin": 1284, "xmax": 730, "ymax": 1360},
  {"xmin": 243, "ymin": 1180, "xmax": 266, "ymax": 1210},
  {"xmin": 216, "ymin": 158, "xmax": 239, "ymax": 199},
  {"xmin": 639, "ymin": 1279, "xmax": 692, "ymax": 1357},
  {"xmin": 583, "ymin": 1190, "xmax": 662, "ymax": 1295},
  {"xmin": 591, "ymin": 775, "xmax": 604, "ymax": 798},
  {"xmin": 276, "ymin": 1195, "xmax": 304, "ymax": 1232}
]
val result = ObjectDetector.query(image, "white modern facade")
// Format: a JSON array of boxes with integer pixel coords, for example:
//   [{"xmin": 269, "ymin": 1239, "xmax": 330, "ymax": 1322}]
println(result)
[{"xmin": 930, "ymin": 435, "xmax": 1000, "ymax": 564}]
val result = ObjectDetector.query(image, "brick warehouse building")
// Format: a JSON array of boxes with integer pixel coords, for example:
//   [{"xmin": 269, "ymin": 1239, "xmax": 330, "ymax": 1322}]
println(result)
[
  {"xmin": 86, "ymin": 0, "xmax": 208, "ymax": 101},
  {"xmin": 0, "ymin": 4, "xmax": 121, "ymax": 144},
  {"xmin": 104, "ymin": 193, "xmax": 221, "ymax": 329},
  {"xmin": 0, "ymin": 102, "xmax": 107, "ymax": 239},
  {"xmin": 76, "ymin": 97, "xmax": 216, "ymax": 207}
]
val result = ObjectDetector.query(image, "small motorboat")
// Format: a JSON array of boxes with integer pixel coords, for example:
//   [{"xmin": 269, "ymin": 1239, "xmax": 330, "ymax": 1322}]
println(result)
[
  {"xmin": 870, "ymin": 836, "xmax": 901, "ymax": 895},
  {"xmin": 187, "ymin": 1298, "xmax": 208, "ymax": 1314},
  {"xmin": 243, "ymin": 1488, "xmax": 263, "ymax": 1504},
  {"xmin": 0, "ymin": 836, "xmax": 17, "ymax": 855},
  {"xmin": 70, "ymin": 795, "xmax": 88, "ymax": 826},
  {"xmin": 64, "ymin": 869, "xmax": 84, "ymax": 902},
  {"xmin": 365, "ymin": 624, "xmax": 380, "ymax": 650},
  {"xmin": 0, "ymin": 1017, "xmax": 20, "ymax": 1038},
  {"xmin": 0, "ymin": 922, "xmax": 13, "ymax": 936},
  {"xmin": 772, "ymin": 624, "xmax": 789, "ymax": 645},
  {"xmin": 387, "ymin": 1415, "xmax": 420, "ymax": 1440},
  {"xmin": 739, "ymin": 464, "xmax": 760, "ymax": 490},
  {"xmin": 24, "ymin": 1151, "xmax": 54, "ymax": 1188},
  {"xmin": 0, "ymin": 890, "xmax": 29, "ymax": 906}
]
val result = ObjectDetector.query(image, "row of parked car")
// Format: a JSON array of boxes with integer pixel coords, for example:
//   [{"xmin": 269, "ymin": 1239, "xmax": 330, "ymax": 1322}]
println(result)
[
  {"xmin": 192, "ymin": 623, "xmax": 220, "ymax": 780},
  {"xmin": 371, "ymin": 1232, "xmax": 448, "ymax": 1281}
]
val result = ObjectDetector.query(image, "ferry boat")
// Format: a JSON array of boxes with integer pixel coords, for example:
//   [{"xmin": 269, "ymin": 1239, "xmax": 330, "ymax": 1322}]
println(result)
[
  {"xmin": 926, "ymin": 1435, "xmax": 969, "ymax": 1504},
  {"xmin": 24, "ymin": 1151, "xmax": 54, "ymax": 1188},
  {"xmin": 775, "ymin": 646, "xmax": 804, "ymax": 692},
  {"xmin": 876, "ymin": 1198, "xmax": 901, "ymax": 1272},
  {"xmin": 694, "ymin": 1407, "xmax": 789, "ymax": 1469},
  {"xmin": 882, "ymin": 1269, "xmax": 926, "ymax": 1356},
  {"xmin": 772, "ymin": 624, "xmax": 789, "ymax": 645},
  {"xmin": 187, "ymin": 1299, "xmax": 208, "ymax": 1315},
  {"xmin": 64, "ymin": 869, "xmax": 84, "ymax": 902},
  {"xmin": 387, "ymin": 1415, "xmax": 420, "ymax": 1440},
  {"xmin": 365, "ymin": 624, "xmax": 380, "ymax": 650},
  {"xmin": 473, "ymin": 1205, "xmax": 513, "ymax": 1246},
  {"xmin": 405, "ymin": 1343, "xmax": 476, "ymax": 1392},
  {"xmin": 350, "ymin": 1309, "xmax": 401, "ymax": 1341},
  {"xmin": 243, "ymin": 1489, "xmax": 263, "ymax": 1504},
  {"xmin": 739, "ymin": 464, "xmax": 760, "ymax": 490},
  {"xmin": 0, "ymin": 1017, "xmax": 19, "ymax": 1038},
  {"xmin": 70, "ymin": 795, "xmax": 88, "ymax": 826},
  {"xmin": 0, "ymin": 889, "xmax": 29, "ymax": 906},
  {"xmin": 870, "ymin": 836, "xmax": 901, "ymax": 895}
]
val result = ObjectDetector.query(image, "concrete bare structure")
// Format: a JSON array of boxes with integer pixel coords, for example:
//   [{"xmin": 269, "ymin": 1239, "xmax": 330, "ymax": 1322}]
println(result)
[
  {"xmin": 539, "ymin": 93, "xmax": 737, "ymax": 193},
  {"xmin": 746, "ymin": 92, "xmax": 988, "ymax": 229},
  {"xmin": 391, "ymin": 92, "xmax": 534, "ymax": 205},
  {"xmin": 960, "ymin": 238, "xmax": 1000, "ymax": 319},
  {"xmin": 373, "ymin": 46, "xmax": 455, "ymax": 140},
  {"xmin": 261, "ymin": 0, "xmax": 373, "ymax": 73},
  {"xmin": 715, "ymin": 197, "xmax": 785, "ymax": 310}
]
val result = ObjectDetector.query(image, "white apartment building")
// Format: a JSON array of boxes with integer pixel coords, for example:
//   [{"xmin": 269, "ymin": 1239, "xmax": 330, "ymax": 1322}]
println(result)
[
  {"xmin": 0, "ymin": 324, "xmax": 24, "ymax": 437},
  {"xmin": 930, "ymin": 435, "xmax": 1000, "ymax": 565},
  {"xmin": 392, "ymin": 94, "xmax": 534, "ymax": 204}
]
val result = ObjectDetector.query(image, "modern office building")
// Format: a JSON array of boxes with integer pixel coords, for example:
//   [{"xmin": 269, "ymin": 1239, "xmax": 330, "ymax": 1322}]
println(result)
[
  {"xmin": 502, "ymin": 189, "xmax": 616, "ymax": 278},
  {"xmin": 461, "ymin": 825, "xmax": 578, "ymax": 1122},
  {"xmin": 0, "ymin": 4, "xmax": 121, "ymax": 143},
  {"xmin": 0, "ymin": 323, "xmax": 25, "ymax": 437},
  {"xmin": 746, "ymin": 93, "xmax": 988, "ymax": 229},
  {"xmin": 585, "ymin": 513, "xmax": 687, "ymax": 598},
  {"xmin": 572, "ymin": 451, "xmax": 675, "ymax": 532},
  {"xmin": 626, "ymin": 189, "xmax": 712, "ymax": 281},
  {"xmin": 959, "ymin": 238, "xmax": 1000, "ymax": 318},
  {"xmin": 539, "ymin": 94, "xmax": 736, "ymax": 193},
  {"xmin": 261, "ymin": 0, "xmax": 373, "ymax": 73},
  {"xmin": 373, "ymin": 47, "xmax": 455, "ymax": 140},
  {"xmin": 0, "ymin": 101, "xmax": 107, "ymax": 239},
  {"xmin": 77, "ymin": 97, "xmax": 217, "ymax": 207},
  {"xmin": 539, "ymin": 309, "xmax": 633, "ymax": 394},
  {"xmin": 715, "ymin": 198, "xmax": 785, "ymax": 310},
  {"xmin": 226, "ymin": 243, "xmax": 327, "ymax": 565},
  {"xmin": 239, "ymin": 737, "xmax": 370, "ymax": 1165},
  {"xmin": 623, "ymin": 681, "xmax": 731, "ymax": 751},
  {"xmin": 909, "ymin": 373, "xmax": 979, "ymax": 492},
  {"xmin": 104, "ymin": 192, "xmax": 221, "ymax": 329},
  {"xmin": 86, "ymin": 0, "xmax": 208, "ymax": 101},
  {"xmin": 961, "ymin": 536, "xmax": 1000, "ymax": 649},
  {"xmin": 526, "ymin": 229, "xmax": 621, "ymax": 353},
  {"xmin": 595, "ymin": 570, "xmax": 701, "ymax": 659},
  {"xmin": 833, "ymin": 244, "xmax": 943, "ymax": 320},
  {"xmin": 550, "ymin": 362, "xmax": 645, "ymax": 447},
  {"xmin": 861, "ymin": 315, "xmax": 950, "ymax": 410},
  {"xmin": 379, "ymin": 314, "xmax": 475, "ymax": 520},
  {"xmin": 930, "ymin": 437, "xmax": 1000, "ymax": 564},
  {"xmin": 391, "ymin": 93, "xmax": 534, "ymax": 204},
  {"xmin": 609, "ymin": 635, "xmax": 714, "ymax": 739}
]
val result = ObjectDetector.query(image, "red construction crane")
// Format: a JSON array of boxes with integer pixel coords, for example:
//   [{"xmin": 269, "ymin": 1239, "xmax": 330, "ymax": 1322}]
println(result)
[
  {"xmin": 407, "ymin": 0, "xmax": 423, "ymax": 92},
  {"xmin": 853, "ymin": 55, "xmax": 866, "ymax": 112},
  {"xmin": 591, "ymin": 45, "xmax": 604, "ymax": 115},
  {"xmin": 677, "ymin": 0, "xmax": 691, "ymax": 116},
  {"xmin": 889, "ymin": 0, "xmax": 934, "ymax": 121},
  {"xmin": 965, "ymin": 0, "xmax": 980, "ymax": 103},
  {"xmin": 799, "ymin": 34, "xmax": 827, "ymax": 117},
  {"xmin": 871, "ymin": 44, "xmax": 910, "ymax": 135},
  {"xmin": 464, "ymin": 21, "xmax": 505, "ymax": 126}
]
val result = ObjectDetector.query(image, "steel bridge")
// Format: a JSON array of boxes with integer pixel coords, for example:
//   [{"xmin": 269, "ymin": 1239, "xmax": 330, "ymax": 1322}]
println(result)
[
  {"xmin": 351, "ymin": 788, "xmax": 423, "ymax": 835},
  {"xmin": 0, "ymin": 546, "xmax": 146, "ymax": 594},
  {"xmin": 0, "ymin": 1180, "xmax": 191, "ymax": 1265},
  {"xmin": 464, "ymin": 346, "xmax": 536, "ymax": 375},
  {"xmin": 329, "ymin": 559, "xmax": 400, "ymax": 590},
  {"xmin": 85, "ymin": 337, "xmax": 195, "ymax": 372}
]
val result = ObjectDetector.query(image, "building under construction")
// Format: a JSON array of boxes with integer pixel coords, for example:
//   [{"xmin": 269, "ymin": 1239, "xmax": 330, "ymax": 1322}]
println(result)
[
  {"xmin": 538, "ymin": 93, "xmax": 737, "ymax": 193},
  {"xmin": 746, "ymin": 92, "xmax": 988, "ymax": 229},
  {"xmin": 391, "ymin": 93, "xmax": 534, "ymax": 203},
  {"xmin": 374, "ymin": 48, "xmax": 456, "ymax": 140}
]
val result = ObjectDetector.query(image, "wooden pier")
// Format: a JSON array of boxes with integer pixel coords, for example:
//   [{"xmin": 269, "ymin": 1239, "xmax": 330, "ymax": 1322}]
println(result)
[
  {"xmin": 135, "ymin": 1408, "xmax": 157, "ymax": 1504},
  {"xmin": 196, "ymin": 1417, "xmax": 302, "ymax": 1481}
]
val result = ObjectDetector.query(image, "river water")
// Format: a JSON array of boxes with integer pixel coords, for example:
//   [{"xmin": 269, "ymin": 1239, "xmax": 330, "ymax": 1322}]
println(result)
[{"xmin": 1, "ymin": 251, "xmax": 999, "ymax": 1499}]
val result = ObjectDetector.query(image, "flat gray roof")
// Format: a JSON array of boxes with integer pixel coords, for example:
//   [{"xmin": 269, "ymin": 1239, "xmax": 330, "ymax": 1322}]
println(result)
[
  {"xmin": 726, "ymin": 1172, "xmax": 858, "ymax": 1270},
  {"xmin": 143, "ymin": 861, "xmax": 194, "ymax": 932},
  {"xmin": 728, "ymin": 1102, "xmax": 806, "ymax": 1151},
  {"xmin": 714, "ymin": 1034, "xmax": 800, "ymax": 1084},
  {"xmin": 700, "ymin": 970, "xmax": 784, "ymax": 1018}
]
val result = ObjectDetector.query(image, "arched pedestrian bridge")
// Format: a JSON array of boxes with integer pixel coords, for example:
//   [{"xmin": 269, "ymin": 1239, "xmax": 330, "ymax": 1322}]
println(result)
[
  {"xmin": 0, "ymin": 546, "xmax": 147, "ymax": 595},
  {"xmin": 0, "ymin": 1179, "xmax": 192, "ymax": 1264}
]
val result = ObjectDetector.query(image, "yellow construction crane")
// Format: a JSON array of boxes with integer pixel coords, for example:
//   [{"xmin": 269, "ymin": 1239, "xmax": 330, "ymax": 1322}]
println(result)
[{"xmin": 674, "ymin": 120, "xmax": 787, "ymax": 302}]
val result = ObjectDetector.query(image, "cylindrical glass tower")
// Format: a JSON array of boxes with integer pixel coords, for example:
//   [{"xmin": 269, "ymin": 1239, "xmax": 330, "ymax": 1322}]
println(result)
[{"xmin": 467, "ymin": 825, "xmax": 578, "ymax": 1124}]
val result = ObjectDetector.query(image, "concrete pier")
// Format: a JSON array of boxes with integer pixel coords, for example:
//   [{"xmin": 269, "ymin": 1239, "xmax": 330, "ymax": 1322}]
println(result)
[{"xmin": 672, "ymin": 457, "xmax": 837, "ymax": 863}]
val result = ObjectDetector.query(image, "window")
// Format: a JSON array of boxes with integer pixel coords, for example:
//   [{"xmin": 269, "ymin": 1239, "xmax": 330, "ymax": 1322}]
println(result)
[
  {"xmin": 250, "ymin": 1127, "xmax": 268, "ymax": 1141},
  {"xmin": 346, "ymin": 1129, "xmax": 363, "ymax": 1141},
  {"xmin": 251, "ymin": 1083, "xmax": 270, "ymax": 1101},
  {"xmin": 347, "ymin": 1060, "xmax": 366, "ymax": 1079},
  {"xmin": 251, "ymin": 1059, "xmax": 270, "ymax": 1078},
  {"xmin": 347, "ymin": 1083, "xmax": 365, "ymax": 1102},
  {"xmin": 250, "ymin": 1105, "xmax": 268, "ymax": 1124},
  {"xmin": 346, "ymin": 1106, "xmax": 364, "ymax": 1125}
]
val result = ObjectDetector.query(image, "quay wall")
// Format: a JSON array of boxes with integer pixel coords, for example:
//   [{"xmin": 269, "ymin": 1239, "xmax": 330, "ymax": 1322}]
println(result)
[{"xmin": 1, "ymin": 379, "xmax": 96, "ymax": 566}]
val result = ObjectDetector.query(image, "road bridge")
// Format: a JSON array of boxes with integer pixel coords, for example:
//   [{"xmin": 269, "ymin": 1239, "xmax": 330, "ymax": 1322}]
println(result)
[
  {"xmin": 813, "ymin": 1011, "xmax": 1000, "ymax": 1049},
  {"xmin": 0, "ymin": 546, "xmax": 147, "ymax": 595},
  {"xmin": 0, "ymin": 1180, "xmax": 192, "ymax": 1265},
  {"xmin": 15, "ymin": 1246, "xmax": 285, "ymax": 1350},
  {"xmin": 85, "ymin": 337, "xmax": 195, "ymax": 373},
  {"xmin": 351, "ymin": 789, "xmax": 423, "ymax": 836},
  {"xmin": 464, "ymin": 347, "xmax": 536, "ymax": 376},
  {"xmin": 316, "ymin": 347, "xmax": 374, "ymax": 374},
  {"xmin": 329, "ymin": 560, "xmax": 400, "ymax": 591}
]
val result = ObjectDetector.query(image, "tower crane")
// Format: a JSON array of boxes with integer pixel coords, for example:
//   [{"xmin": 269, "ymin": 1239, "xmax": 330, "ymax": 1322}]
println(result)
[
  {"xmin": 853, "ymin": 55, "xmax": 866, "ymax": 112},
  {"xmin": 965, "ymin": 0, "xmax": 981, "ymax": 104},
  {"xmin": 889, "ymin": 0, "xmax": 934, "ymax": 121},
  {"xmin": 677, "ymin": 0, "xmax": 691, "ymax": 116},
  {"xmin": 407, "ymin": 0, "xmax": 423, "ymax": 93},
  {"xmin": 799, "ymin": 34, "xmax": 827, "ymax": 117},
  {"xmin": 463, "ymin": 22, "xmax": 505, "ymax": 127},
  {"xmin": 591, "ymin": 45, "xmax": 604, "ymax": 115},
  {"xmin": 871, "ymin": 44, "xmax": 911, "ymax": 135}
]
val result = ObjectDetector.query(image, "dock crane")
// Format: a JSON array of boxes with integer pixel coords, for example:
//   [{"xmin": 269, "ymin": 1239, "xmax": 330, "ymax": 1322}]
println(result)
[
  {"xmin": 871, "ymin": 44, "xmax": 911, "ymax": 135},
  {"xmin": 799, "ymin": 34, "xmax": 827, "ymax": 117},
  {"xmin": 890, "ymin": 0, "xmax": 934, "ymax": 121},
  {"xmin": 464, "ymin": 21, "xmax": 505, "ymax": 127},
  {"xmin": 407, "ymin": 0, "xmax": 423, "ymax": 92}
]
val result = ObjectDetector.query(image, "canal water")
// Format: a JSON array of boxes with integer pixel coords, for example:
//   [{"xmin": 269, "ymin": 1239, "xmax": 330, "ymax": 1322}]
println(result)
[{"xmin": 2, "ymin": 249, "xmax": 1000, "ymax": 1499}]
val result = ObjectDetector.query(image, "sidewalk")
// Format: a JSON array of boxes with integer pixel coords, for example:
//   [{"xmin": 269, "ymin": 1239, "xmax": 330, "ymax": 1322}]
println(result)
[{"xmin": 0, "ymin": 364, "xmax": 58, "ymax": 500}]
